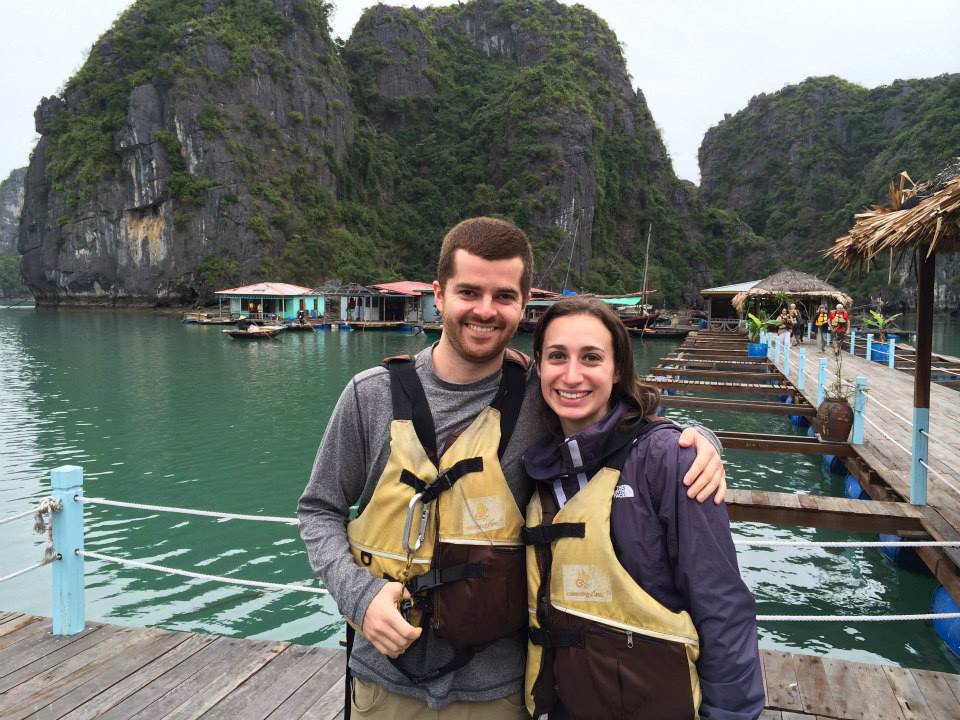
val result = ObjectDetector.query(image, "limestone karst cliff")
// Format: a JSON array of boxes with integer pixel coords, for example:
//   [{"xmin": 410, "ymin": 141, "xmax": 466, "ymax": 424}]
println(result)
[
  {"xmin": 698, "ymin": 74, "xmax": 960, "ymax": 309},
  {"xmin": 19, "ymin": 0, "xmax": 757, "ymax": 306}
]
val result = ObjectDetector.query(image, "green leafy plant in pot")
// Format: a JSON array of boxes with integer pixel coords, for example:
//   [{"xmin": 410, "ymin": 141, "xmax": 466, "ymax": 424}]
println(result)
[
  {"xmin": 816, "ymin": 344, "xmax": 854, "ymax": 441},
  {"xmin": 745, "ymin": 311, "xmax": 773, "ymax": 357}
]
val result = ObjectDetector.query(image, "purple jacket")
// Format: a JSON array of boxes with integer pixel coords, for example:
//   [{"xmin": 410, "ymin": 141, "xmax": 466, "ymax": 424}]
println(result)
[{"xmin": 522, "ymin": 405, "xmax": 765, "ymax": 720}]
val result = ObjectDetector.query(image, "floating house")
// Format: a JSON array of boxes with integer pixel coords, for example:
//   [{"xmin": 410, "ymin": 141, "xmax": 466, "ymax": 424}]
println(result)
[
  {"xmin": 214, "ymin": 282, "xmax": 324, "ymax": 320},
  {"xmin": 701, "ymin": 280, "xmax": 760, "ymax": 330},
  {"xmin": 317, "ymin": 281, "xmax": 435, "ymax": 323},
  {"xmin": 371, "ymin": 281, "xmax": 436, "ymax": 323}
]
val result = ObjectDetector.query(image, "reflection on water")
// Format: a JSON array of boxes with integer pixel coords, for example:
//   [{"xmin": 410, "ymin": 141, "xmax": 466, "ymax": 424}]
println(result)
[{"xmin": 0, "ymin": 311, "xmax": 958, "ymax": 672}]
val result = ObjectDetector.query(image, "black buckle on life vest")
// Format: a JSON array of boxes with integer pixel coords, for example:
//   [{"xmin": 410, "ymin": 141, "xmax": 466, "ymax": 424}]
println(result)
[
  {"xmin": 405, "ymin": 563, "xmax": 484, "ymax": 592},
  {"xmin": 529, "ymin": 627, "xmax": 584, "ymax": 648},
  {"xmin": 522, "ymin": 523, "xmax": 585, "ymax": 545},
  {"xmin": 399, "ymin": 456, "xmax": 484, "ymax": 503}
]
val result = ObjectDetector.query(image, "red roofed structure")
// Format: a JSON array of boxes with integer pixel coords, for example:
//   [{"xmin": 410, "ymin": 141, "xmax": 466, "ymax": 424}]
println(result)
[
  {"xmin": 371, "ymin": 281, "xmax": 434, "ymax": 296},
  {"xmin": 214, "ymin": 283, "xmax": 323, "ymax": 320}
]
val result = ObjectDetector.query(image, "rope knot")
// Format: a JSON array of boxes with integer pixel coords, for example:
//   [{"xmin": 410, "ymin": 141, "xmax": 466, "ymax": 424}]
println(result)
[{"xmin": 33, "ymin": 497, "xmax": 63, "ymax": 564}]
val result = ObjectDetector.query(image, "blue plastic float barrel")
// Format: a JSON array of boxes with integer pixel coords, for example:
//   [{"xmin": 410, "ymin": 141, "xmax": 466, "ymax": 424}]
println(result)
[
  {"xmin": 844, "ymin": 473, "xmax": 869, "ymax": 500},
  {"xmin": 877, "ymin": 534, "xmax": 929, "ymax": 573},
  {"xmin": 933, "ymin": 586, "xmax": 960, "ymax": 658},
  {"xmin": 821, "ymin": 454, "xmax": 846, "ymax": 474}
]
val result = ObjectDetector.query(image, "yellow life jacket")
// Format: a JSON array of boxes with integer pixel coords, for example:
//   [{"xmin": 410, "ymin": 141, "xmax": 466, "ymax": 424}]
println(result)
[
  {"xmin": 346, "ymin": 352, "xmax": 529, "ymax": 681},
  {"xmin": 815, "ymin": 311, "xmax": 828, "ymax": 327},
  {"xmin": 525, "ymin": 423, "xmax": 701, "ymax": 719}
]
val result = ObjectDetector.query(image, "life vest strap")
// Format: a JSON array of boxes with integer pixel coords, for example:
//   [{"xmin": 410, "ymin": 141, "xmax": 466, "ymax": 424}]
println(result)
[
  {"xmin": 529, "ymin": 626, "xmax": 584, "ymax": 648},
  {"xmin": 522, "ymin": 522, "xmax": 585, "ymax": 545},
  {"xmin": 389, "ymin": 646, "xmax": 477, "ymax": 684},
  {"xmin": 493, "ymin": 358, "xmax": 527, "ymax": 459},
  {"xmin": 406, "ymin": 562, "xmax": 484, "ymax": 592},
  {"xmin": 399, "ymin": 456, "xmax": 484, "ymax": 502},
  {"xmin": 387, "ymin": 358, "xmax": 438, "ymax": 463}
]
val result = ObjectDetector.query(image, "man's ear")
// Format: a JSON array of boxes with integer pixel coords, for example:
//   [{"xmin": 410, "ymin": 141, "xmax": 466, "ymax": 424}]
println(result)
[{"xmin": 433, "ymin": 280, "xmax": 444, "ymax": 313}]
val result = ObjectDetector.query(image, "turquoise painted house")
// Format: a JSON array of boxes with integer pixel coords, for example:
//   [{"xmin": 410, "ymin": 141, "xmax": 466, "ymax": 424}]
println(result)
[{"xmin": 214, "ymin": 282, "xmax": 324, "ymax": 320}]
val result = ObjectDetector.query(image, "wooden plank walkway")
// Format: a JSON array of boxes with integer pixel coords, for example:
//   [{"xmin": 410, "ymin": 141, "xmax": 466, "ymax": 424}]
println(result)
[
  {"xmin": 0, "ymin": 614, "xmax": 344, "ymax": 719},
  {"xmin": 792, "ymin": 345, "xmax": 960, "ymax": 532},
  {"xmin": 1, "ymin": 614, "xmax": 958, "ymax": 719}
]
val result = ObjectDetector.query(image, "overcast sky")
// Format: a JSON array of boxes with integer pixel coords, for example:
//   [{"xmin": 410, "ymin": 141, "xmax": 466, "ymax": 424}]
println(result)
[{"xmin": 2, "ymin": 0, "xmax": 958, "ymax": 185}]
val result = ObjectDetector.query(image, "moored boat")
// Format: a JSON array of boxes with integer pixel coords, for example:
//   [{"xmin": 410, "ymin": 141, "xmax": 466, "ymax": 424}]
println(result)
[{"xmin": 223, "ymin": 325, "xmax": 284, "ymax": 339}]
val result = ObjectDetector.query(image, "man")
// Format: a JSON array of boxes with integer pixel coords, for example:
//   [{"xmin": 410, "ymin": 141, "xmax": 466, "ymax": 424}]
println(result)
[
  {"xmin": 829, "ymin": 303, "xmax": 849, "ymax": 350},
  {"xmin": 298, "ymin": 217, "xmax": 726, "ymax": 718},
  {"xmin": 814, "ymin": 304, "xmax": 829, "ymax": 353}
]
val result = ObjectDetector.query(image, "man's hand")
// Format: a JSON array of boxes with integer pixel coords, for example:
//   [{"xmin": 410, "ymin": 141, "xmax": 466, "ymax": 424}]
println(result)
[
  {"xmin": 362, "ymin": 582, "xmax": 422, "ymax": 658},
  {"xmin": 679, "ymin": 427, "xmax": 726, "ymax": 504}
]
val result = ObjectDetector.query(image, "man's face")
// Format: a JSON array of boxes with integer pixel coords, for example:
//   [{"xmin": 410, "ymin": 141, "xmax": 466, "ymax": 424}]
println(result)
[{"xmin": 433, "ymin": 249, "xmax": 526, "ymax": 366}]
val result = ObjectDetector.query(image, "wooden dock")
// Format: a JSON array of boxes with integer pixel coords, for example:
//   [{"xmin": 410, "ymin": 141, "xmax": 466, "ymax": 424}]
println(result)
[
  {"xmin": 1, "ymin": 613, "xmax": 958, "ymax": 719},
  {"xmin": 0, "ymin": 613, "xmax": 344, "ymax": 720}
]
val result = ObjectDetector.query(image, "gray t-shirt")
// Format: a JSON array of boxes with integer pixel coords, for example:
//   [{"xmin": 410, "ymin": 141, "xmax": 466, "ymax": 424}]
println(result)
[{"xmin": 297, "ymin": 346, "xmax": 548, "ymax": 707}]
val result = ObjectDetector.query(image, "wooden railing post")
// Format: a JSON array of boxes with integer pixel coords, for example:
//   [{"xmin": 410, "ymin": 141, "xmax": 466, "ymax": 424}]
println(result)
[
  {"xmin": 806, "ymin": 321, "xmax": 813, "ymax": 341},
  {"xmin": 866, "ymin": 333, "xmax": 873, "ymax": 361},
  {"xmin": 817, "ymin": 358, "xmax": 827, "ymax": 406},
  {"xmin": 784, "ymin": 339, "xmax": 791, "ymax": 376},
  {"xmin": 797, "ymin": 349, "xmax": 806, "ymax": 391},
  {"xmin": 852, "ymin": 376, "xmax": 868, "ymax": 445},
  {"xmin": 51, "ymin": 466, "xmax": 85, "ymax": 635},
  {"xmin": 849, "ymin": 330, "xmax": 856, "ymax": 355},
  {"xmin": 888, "ymin": 337, "xmax": 896, "ymax": 369},
  {"xmin": 911, "ymin": 408, "xmax": 929, "ymax": 506}
]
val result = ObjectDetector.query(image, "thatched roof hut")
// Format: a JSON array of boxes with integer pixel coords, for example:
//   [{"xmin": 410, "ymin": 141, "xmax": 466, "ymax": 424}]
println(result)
[
  {"xmin": 731, "ymin": 270, "xmax": 852, "ymax": 312},
  {"xmin": 827, "ymin": 157, "xmax": 960, "ymax": 268}
]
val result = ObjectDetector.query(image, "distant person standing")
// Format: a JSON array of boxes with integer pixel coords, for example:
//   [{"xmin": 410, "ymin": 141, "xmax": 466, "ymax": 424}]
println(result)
[
  {"xmin": 829, "ymin": 303, "xmax": 849, "ymax": 350},
  {"xmin": 789, "ymin": 303, "xmax": 803, "ymax": 346},
  {"xmin": 777, "ymin": 308, "xmax": 793, "ymax": 348},
  {"xmin": 814, "ymin": 304, "xmax": 829, "ymax": 352}
]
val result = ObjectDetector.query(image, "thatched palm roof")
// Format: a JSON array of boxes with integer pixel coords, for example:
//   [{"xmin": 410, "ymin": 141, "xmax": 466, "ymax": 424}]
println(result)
[
  {"xmin": 827, "ymin": 157, "xmax": 960, "ymax": 267},
  {"xmin": 731, "ymin": 270, "xmax": 852, "ymax": 311}
]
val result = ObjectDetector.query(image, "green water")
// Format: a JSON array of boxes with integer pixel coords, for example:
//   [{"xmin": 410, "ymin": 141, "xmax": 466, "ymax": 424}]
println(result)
[{"xmin": 1, "ymin": 309, "xmax": 958, "ymax": 672}]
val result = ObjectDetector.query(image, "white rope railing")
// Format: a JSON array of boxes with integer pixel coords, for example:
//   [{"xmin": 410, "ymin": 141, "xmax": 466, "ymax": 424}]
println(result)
[
  {"xmin": 758, "ymin": 611, "xmax": 960, "ymax": 622},
  {"xmin": 918, "ymin": 427, "xmax": 951, "ymax": 450},
  {"xmin": 918, "ymin": 460, "xmax": 960, "ymax": 499},
  {"xmin": 0, "ymin": 506, "xmax": 44, "ymax": 526},
  {"xmin": 734, "ymin": 539, "xmax": 960, "ymax": 548},
  {"xmin": 864, "ymin": 394, "xmax": 913, "ymax": 427},
  {"xmin": 0, "ymin": 561, "xmax": 51, "ymax": 584},
  {"xmin": 80, "ymin": 497, "xmax": 298, "ymax": 525},
  {"xmin": 861, "ymin": 415, "xmax": 912, "ymax": 457},
  {"xmin": 81, "ymin": 550, "xmax": 328, "ymax": 595}
]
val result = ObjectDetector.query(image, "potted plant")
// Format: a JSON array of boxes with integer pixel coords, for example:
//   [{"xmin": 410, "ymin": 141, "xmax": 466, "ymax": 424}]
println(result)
[
  {"xmin": 862, "ymin": 309, "xmax": 902, "ymax": 362},
  {"xmin": 745, "ymin": 311, "xmax": 773, "ymax": 357},
  {"xmin": 816, "ymin": 344, "xmax": 854, "ymax": 441}
]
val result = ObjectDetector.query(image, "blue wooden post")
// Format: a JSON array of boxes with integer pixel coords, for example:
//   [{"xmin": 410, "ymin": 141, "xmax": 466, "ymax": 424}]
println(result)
[
  {"xmin": 51, "ymin": 466, "xmax": 85, "ymax": 635},
  {"xmin": 784, "ymin": 340, "xmax": 791, "ymax": 376},
  {"xmin": 911, "ymin": 408, "xmax": 929, "ymax": 505},
  {"xmin": 866, "ymin": 333, "xmax": 873, "ymax": 361},
  {"xmin": 888, "ymin": 337, "xmax": 896, "ymax": 369},
  {"xmin": 852, "ymin": 376, "xmax": 868, "ymax": 445},
  {"xmin": 798, "ymin": 349, "xmax": 806, "ymax": 391},
  {"xmin": 817, "ymin": 358, "xmax": 827, "ymax": 406},
  {"xmin": 849, "ymin": 330, "xmax": 856, "ymax": 355},
  {"xmin": 806, "ymin": 321, "xmax": 813, "ymax": 340},
  {"xmin": 776, "ymin": 334, "xmax": 783, "ymax": 366}
]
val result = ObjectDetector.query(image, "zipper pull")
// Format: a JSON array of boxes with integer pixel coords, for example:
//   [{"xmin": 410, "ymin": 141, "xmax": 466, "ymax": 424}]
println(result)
[{"xmin": 626, "ymin": 631, "xmax": 633, "ymax": 649}]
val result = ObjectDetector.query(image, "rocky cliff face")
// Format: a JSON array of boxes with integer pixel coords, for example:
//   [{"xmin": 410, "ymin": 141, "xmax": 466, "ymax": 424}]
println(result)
[
  {"xmin": 0, "ymin": 167, "xmax": 26, "ymax": 254},
  {"xmin": 18, "ymin": 0, "xmax": 762, "ymax": 307},
  {"xmin": 20, "ymin": 0, "xmax": 351, "ymax": 306},
  {"xmin": 698, "ymin": 74, "xmax": 960, "ymax": 308}
]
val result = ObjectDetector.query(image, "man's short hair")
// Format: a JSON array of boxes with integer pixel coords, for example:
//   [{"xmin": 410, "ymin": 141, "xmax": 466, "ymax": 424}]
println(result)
[{"xmin": 436, "ymin": 217, "xmax": 534, "ymax": 297}]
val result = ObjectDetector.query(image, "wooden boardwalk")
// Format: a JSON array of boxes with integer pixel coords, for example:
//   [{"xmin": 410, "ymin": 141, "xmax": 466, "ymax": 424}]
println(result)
[
  {"xmin": 1, "ymin": 613, "xmax": 958, "ymax": 720},
  {"xmin": 0, "ymin": 613, "xmax": 344, "ymax": 719},
  {"xmin": 794, "ymin": 344, "xmax": 960, "ymax": 533}
]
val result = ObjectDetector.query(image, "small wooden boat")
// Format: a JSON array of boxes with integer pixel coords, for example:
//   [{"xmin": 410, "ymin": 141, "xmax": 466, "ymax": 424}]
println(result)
[
  {"xmin": 223, "ymin": 325, "xmax": 284, "ymax": 339},
  {"xmin": 628, "ymin": 326, "xmax": 691, "ymax": 339}
]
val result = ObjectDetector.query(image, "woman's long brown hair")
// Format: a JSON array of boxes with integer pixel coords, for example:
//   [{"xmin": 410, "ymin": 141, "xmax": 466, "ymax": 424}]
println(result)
[{"xmin": 532, "ymin": 296, "xmax": 660, "ymax": 427}]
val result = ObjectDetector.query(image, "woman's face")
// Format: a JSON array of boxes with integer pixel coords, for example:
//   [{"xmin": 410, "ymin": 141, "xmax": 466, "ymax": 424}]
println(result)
[{"xmin": 538, "ymin": 313, "xmax": 616, "ymax": 437}]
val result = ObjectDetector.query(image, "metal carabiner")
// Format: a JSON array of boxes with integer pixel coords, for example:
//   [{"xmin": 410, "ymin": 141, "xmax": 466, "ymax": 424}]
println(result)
[{"xmin": 402, "ymin": 492, "xmax": 431, "ymax": 554}]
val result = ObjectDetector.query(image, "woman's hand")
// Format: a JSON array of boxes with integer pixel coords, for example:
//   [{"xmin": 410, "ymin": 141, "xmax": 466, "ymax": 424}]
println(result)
[{"xmin": 678, "ymin": 427, "xmax": 726, "ymax": 504}]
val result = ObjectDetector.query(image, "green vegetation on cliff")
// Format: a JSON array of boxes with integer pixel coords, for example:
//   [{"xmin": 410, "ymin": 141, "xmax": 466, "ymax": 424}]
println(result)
[{"xmin": 699, "ymin": 74, "xmax": 960, "ymax": 300}]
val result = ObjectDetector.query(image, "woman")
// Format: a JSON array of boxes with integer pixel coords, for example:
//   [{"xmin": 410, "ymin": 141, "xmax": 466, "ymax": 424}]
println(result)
[{"xmin": 522, "ymin": 297, "xmax": 764, "ymax": 720}]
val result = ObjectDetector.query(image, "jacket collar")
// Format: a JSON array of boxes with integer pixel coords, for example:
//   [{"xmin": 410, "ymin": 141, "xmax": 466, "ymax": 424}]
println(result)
[{"xmin": 522, "ymin": 403, "xmax": 625, "ymax": 482}]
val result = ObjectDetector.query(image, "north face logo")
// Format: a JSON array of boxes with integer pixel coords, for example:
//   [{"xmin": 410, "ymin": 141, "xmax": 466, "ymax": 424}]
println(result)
[{"xmin": 614, "ymin": 484, "xmax": 635, "ymax": 498}]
